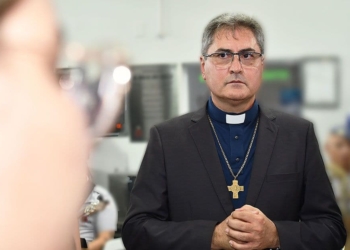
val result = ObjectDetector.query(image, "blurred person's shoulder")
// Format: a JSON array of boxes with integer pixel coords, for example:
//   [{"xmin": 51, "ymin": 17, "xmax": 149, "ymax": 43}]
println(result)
[{"xmin": 327, "ymin": 163, "xmax": 348, "ymax": 179}]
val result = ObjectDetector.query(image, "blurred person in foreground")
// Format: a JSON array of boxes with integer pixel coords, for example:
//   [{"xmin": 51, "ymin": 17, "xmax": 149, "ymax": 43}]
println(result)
[
  {"xmin": 0, "ymin": 0, "xmax": 90, "ymax": 249},
  {"xmin": 122, "ymin": 13, "xmax": 346, "ymax": 250},
  {"xmin": 325, "ymin": 126, "xmax": 350, "ymax": 249},
  {"xmin": 80, "ymin": 184, "xmax": 118, "ymax": 250}
]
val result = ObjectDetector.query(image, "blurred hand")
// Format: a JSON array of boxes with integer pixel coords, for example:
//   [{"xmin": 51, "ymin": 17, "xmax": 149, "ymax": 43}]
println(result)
[
  {"xmin": 0, "ymin": 0, "xmax": 59, "ymax": 65},
  {"xmin": 0, "ymin": 1, "xmax": 90, "ymax": 249}
]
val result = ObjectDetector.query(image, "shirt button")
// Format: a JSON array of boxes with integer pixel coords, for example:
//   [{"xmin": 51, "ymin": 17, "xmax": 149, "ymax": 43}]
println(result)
[
  {"xmin": 234, "ymin": 136, "xmax": 239, "ymax": 140},
  {"xmin": 236, "ymin": 158, "xmax": 240, "ymax": 162}
]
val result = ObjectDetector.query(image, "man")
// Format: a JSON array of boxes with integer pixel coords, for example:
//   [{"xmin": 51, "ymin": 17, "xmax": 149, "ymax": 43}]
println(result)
[
  {"xmin": 80, "ymin": 185, "xmax": 118, "ymax": 250},
  {"xmin": 122, "ymin": 13, "xmax": 346, "ymax": 250},
  {"xmin": 325, "ymin": 126, "xmax": 350, "ymax": 249}
]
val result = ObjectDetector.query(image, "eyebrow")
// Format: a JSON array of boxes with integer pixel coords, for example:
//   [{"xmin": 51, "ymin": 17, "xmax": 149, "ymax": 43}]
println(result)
[{"xmin": 214, "ymin": 47, "xmax": 257, "ymax": 53}]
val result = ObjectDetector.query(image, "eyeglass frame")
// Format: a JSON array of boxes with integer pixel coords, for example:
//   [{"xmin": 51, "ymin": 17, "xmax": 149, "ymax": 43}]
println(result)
[{"xmin": 202, "ymin": 50, "xmax": 264, "ymax": 68}]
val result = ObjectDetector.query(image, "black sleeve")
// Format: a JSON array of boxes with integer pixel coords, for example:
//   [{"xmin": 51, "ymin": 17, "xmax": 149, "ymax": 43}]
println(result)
[
  {"xmin": 122, "ymin": 126, "xmax": 218, "ymax": 250},
  {"xmin": 274, "ymin": 123, "xmax": 347, "ymax": 250}
]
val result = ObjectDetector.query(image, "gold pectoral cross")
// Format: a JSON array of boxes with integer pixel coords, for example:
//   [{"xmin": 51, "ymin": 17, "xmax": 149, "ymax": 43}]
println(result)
[{"xmin": 228, "ymin": 180, "xmax": 244, "ymax": 199}]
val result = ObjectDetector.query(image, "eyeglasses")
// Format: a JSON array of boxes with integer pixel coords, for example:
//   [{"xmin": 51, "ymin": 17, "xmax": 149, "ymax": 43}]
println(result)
[{"xmin": 203, "ymin": 51, "xmax": 263, "ymax": 69}]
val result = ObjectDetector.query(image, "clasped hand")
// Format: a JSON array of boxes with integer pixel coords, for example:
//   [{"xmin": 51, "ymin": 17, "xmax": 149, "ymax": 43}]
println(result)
[{"xmin": 211, "ymin": 205, "xmax": 280, "ymax": 250}]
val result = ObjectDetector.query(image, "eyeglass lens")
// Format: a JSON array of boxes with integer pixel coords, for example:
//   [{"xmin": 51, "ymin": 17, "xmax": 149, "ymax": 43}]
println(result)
[{"xmin": 208, "ymin": 52, "xmax": 261, "ymax": 68}]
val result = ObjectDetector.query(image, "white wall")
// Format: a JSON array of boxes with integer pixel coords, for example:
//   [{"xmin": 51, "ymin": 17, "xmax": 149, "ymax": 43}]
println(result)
[{"xmin": 53, "ymin": 0, "xmax": 350, "ymax": 174}]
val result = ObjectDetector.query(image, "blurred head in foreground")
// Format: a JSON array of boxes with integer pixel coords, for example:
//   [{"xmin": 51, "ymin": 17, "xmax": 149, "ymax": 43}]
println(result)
[
  {"xmin": 0, "ymin": 0, "xmax": 90, "ymax": 249},
  {"xmin": 325, "ymin": 126, "xmax": 350, "ymax": 173}
]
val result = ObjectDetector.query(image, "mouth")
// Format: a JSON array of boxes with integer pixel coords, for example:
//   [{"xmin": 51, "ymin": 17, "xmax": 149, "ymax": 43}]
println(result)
[{"xmin": 227, "ymin": 80, "xmax": 245, "ymax": 84}]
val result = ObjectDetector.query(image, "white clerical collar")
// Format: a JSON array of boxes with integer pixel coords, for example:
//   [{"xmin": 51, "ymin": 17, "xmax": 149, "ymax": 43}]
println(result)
[
  {"xmin": 226, "ymin": 113, "xmax": 246, "ymax": 124},
  {"xmin": 207, "ymin": 97, "xmax": 259, "ymax": 125}
]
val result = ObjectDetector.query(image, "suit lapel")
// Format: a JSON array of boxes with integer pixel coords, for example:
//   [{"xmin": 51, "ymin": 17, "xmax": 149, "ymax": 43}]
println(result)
[
  {"xmin": 189, "ymin": 107, "xmax": 233, "ymax": 216},
  {"xmin": 246, "ymin": 108, "xmax": 279, "ymax": 206}
]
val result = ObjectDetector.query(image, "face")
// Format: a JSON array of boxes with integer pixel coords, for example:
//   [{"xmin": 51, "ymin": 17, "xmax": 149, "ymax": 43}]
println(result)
[
  {"xmin": 200, "ymin": 27, "xmax": 264, "ymax": 111},
  {"xmin": 325, "ymin": 134, "xmax": 350, "ymax": 171}
]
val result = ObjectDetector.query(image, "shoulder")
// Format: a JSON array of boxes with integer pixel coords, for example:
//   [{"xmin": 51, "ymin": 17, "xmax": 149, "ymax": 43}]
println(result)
[
  {"xmin": 153, "ymin": 108, "xmax": 203, "ymax": 133},
  {"xmin": 327, "ymin": 163, "xmax": 347, "ymax": 179},
  {"xmin": 262, "ymin": 107, "xmax": 312, "ymax": 131}
]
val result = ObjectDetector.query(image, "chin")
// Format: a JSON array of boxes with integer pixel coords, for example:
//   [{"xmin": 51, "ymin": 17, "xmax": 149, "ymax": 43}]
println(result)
[{"xmin": 225, "ymin": 91, "xmax": 249, "ymax": 100}]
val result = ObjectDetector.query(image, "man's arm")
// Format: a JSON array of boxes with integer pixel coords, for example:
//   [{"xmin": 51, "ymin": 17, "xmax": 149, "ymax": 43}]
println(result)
[
  {"xmin": 87, "ymin": 231, "xmax": 114, "ymax": 250},
  {"xmin": 122, "ymin": 126, "xmax": 219, "ymax": 250},
  {"xmin": 273, "ymin": 123, "xmax": 347, "ymax": 250}
]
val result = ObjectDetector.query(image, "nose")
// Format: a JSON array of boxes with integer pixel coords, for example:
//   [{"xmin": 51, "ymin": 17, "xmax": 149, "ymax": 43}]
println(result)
[{"xmin": 228, "ymin": 54, "xmax": 242, "ymax": 74}]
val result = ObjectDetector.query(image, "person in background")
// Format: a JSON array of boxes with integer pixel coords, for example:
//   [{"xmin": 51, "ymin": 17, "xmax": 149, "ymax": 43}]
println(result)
[
  {"xmin": 80, "ymin": 184, "xmax": 118, "ymax": 250},
  {"xmin": 325, "ymin": 126, "xmax": 350, "ymax": 249}
]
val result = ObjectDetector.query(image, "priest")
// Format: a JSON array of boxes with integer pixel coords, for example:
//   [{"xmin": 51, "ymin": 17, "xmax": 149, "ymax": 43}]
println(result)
[{"xmin": 122, "ymin": 13, "xmax": 346, "ymax": 250}]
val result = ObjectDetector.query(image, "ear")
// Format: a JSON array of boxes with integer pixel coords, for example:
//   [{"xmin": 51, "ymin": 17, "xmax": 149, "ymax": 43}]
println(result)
[{"xmin": 200, "ymin": 56, "xmax": 206, "ymax": 80}]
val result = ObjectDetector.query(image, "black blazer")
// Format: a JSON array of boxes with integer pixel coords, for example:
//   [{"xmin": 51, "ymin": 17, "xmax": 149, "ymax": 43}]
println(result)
[{"xmin": 122, "ymin": 106, "xmax": 346, "ymax": 250}]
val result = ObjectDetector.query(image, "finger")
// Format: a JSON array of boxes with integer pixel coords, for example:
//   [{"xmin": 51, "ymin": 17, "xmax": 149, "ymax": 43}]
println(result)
[
  {"xmin": 232, "ymin": 210, "xmax": 258, "ymax": 223},
  {"xmin": 0, "ymin": 0, "xmax": 59, "ymax": 60},
  {"xmin": 229, "ymin": 239, "xmax": 255, "ymax": 250},
  {"xmin": 227, "ymin": 218, "xmax": 252, "ymax": 233},
  {"xmin": 226, "ymin": 227, "xmax": 254, "ymax": 243},
  {"xmin": 235, "ymin": 205, "xmax": 260, "ymax": 215},
  {"xmin": 237, "ymin": 205, "xmax": 256, "ymax": 211}
]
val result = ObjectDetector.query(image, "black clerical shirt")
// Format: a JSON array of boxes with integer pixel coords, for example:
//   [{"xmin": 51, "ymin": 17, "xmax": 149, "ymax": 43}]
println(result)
[{"xmin": 207, "ymin": 97, "xmax": 259, "ymax": 208}]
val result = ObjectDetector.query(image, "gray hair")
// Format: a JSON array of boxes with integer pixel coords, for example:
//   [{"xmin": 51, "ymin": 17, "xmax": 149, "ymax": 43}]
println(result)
[{"xmin": 201, "ymin": 13, "xmax": 265, "ymax": 55}]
